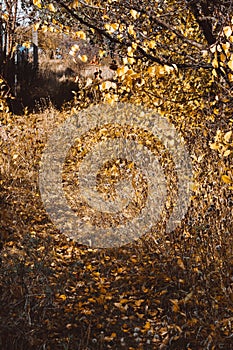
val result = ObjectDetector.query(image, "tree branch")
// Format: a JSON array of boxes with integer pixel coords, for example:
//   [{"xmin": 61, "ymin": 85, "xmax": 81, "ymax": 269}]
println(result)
[
  {"xmin": 186, "ymin": 0, "xmax": 216, "ymax": 45},
  {"xmin": 54, "ymin": 0, "xmax": 212, "ymax": 70}
]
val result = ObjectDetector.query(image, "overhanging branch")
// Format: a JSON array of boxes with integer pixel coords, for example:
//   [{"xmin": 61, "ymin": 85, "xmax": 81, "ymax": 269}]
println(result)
[{"xmin": 54, "ymin": 0, "xmax": 212, "ymax": 70}]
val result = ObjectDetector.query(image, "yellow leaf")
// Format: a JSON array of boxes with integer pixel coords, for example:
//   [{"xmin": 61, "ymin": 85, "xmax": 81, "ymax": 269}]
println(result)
[
  {"xmin": 227, "ymin": 57, "xmax": 233, "ymax": 71},
  {"xmin": 148, "ymin": 40, "xmax": 156, "ymax": 49},
  {"xmin": 118, "ymin": 298, "xmax": 128, "ymax": 304},
  {"xmin": 41, "ymin": 25, "xmax": 48, "ymax": 33},
  {"xmin": 33, "ymin": 0, "xmax": 42, "ymax": 9},
  {"xmin": 134, "ymin": 299, "xmax": 144, "ymax": 307},
  {"xmin": 212, "ymin": 58, "xmax": 218, "ymax": 68},
  {"xmin": 228, "ymin": 73, "xmax": 233, "ymax": 82},
  {"xmin": 223, "ymin": 26, "xmax": 232, "ymax": 38},
  {"xmin": 210, "ymin": 143, "xmax": 219, "ymax": 150},
  {"xmin": 210, "ymin": 45, "xmax": 216, "ymax": 53},
  {"xmin": 224, "ymin": 130, "xmax": 232, "ymax": 142},
  {"xmin": 104, "ymin": 23, "xmax": 118, "ymax": 34},
  {"xmin": 170, "ymin": 299, "xmax": 180, "ymax": 312},
  {"xmin": 88, "ymin": 298, "xmax": 96, "ymax": 303},
  {"xmin": 48, "ymin": 3, "xmax": 55, "ymax": 12},
  {"xmin": 172, "ymin": 303, "xmax": 179, "ymax": 312},
  {"xmin": 130, "ymin": 9, "xmax": 138, "ymax": 19},
  {"xmin": 111, "ymin": 23, "xmax": 119, "ymax": 31},
  {"xmin": 117, "ymin": 66, "xmax": 129, "ymax": 77},
  {"xmin": 220, "ymin": 53, "xmax": 226, "ymax": 62},
  {"xmin": 33, "ymin": 22, "xmax": 40, "ymax": 31},
  {"xmin": 127, "ymin": 57, "xmax": 135, "ymax": 65},
  {"xmin": 128, "ymin": 25, "xmax": 136, "ymax": 37},
  {"xmin": 22, "ymin": 41, "xmax": 31, "ymax": 49},
  {"xmin": 222, "ymin": 175, "xmax": 232, "ymax": 184},
  {"xmin": 144, "ymin": 321, "xmax": 151, "ymax": 330},
  {"xmin": 148, "ymin": 66, "xmax": 156, "ymax": 76},
  {"xmin": 100, "ymin": 81, "xmax": 117, "ymax": 90},
  {"xmin": 72, "ymin": 0, "xmax": 79, "ymax": 9},
  {"xmin": 222, "ymin": 42, "xmax": 230, "ymax": 53},
  {"xmin": 223, "ymin": 149, "xmax": 231, "ymax": 157},
  {"xmin": 99, "ymin": 49, "xmax": 106, "ymax": 58},
  {"xmin": 177, "ymin": 257, "xmax": 185, "ymax": 270},
  {"xmin": 157, "ymin": 66, "xmax": 165, "ymax": 76},
  {"xmin": 2, "ymin": 13, "xmax": 9, "ymax": 21},
  {"xmin": 59, "ymin": 294, "xmax": 67, "ymax": 300},
  {"xmin": 76, "ymin": 31, "xmax": 86, "ymax": 40},
  {"xmin": 78, "ymin": 54, "xmax": 88, "ymax": 62},
  {"xmin": 212, "ymin": 69, "xmax": 218, "ymax": 77},
  {"xmin": 71, "ymin": 44, "xmax": 79, "ymax": 52}
]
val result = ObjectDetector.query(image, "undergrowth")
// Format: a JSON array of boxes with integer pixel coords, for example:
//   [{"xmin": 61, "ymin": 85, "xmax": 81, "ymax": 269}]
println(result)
[{"xmin": 0, "ymin": 104, "xmax": 232, "ymax": 350}]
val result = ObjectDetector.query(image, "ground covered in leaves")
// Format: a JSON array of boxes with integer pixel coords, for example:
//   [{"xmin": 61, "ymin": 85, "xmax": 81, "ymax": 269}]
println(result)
[{"xmin": 0, "ymin": 108, "xmax": 233, "ymax": 350}]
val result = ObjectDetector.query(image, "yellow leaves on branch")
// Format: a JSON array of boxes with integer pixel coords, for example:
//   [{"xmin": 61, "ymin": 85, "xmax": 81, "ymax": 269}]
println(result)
[
  {"xmin": 210, "ymin": 22, "xmax": 233, "ymax": 74},
  {"xmin": 211, "ymin": 130, "xmax": 233, "ymax": 188}
]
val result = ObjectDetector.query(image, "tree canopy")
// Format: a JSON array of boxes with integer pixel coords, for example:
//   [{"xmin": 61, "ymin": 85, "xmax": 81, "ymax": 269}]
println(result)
[{"xmin": 29, "ymin": 0, "xmax": 232, "ymax": 186}]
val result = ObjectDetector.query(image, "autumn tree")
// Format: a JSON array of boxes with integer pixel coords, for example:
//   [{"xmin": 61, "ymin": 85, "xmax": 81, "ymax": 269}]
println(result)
[{"xmin": 31, "ymin": 0, "xmax": 232, "ymax": 184}]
